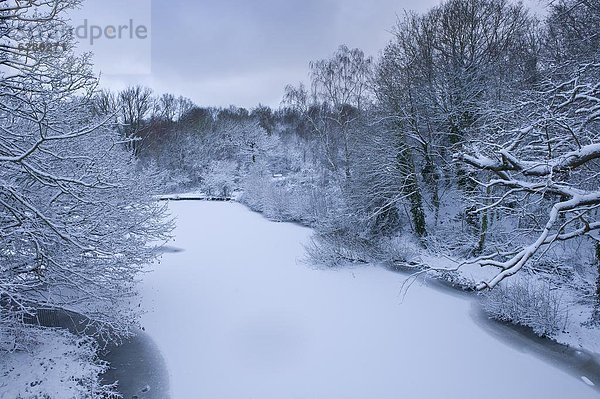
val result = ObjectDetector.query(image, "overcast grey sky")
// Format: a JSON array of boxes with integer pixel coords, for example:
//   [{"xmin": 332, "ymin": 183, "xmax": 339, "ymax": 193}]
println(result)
[{"xmin": 74, "ymin": 0, "xmax": 545, "ymax": 109}]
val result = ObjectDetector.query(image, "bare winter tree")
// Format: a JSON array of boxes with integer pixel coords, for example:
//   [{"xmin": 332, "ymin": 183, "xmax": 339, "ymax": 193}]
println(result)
[
  {"xmin": 156, "ymin": 93, "xmax": 178, "ymax": 122},
  {"xmin": 92, "ymin": 89, "xmax": 118, "ymax": 117},
  {"xmin": 284, "ymin": 45, "xmax": 373, "ymax": 180},
  {"xmin": 175, "ymin": 96, "xmax": 195, "ymax": 122},
  {"xmin": 346, "ymin": 115, "xmax": 414, "ymax": 237},
  {"xmin": 118, "ymin": 85, "xmax": 155, "ymax": 153}
]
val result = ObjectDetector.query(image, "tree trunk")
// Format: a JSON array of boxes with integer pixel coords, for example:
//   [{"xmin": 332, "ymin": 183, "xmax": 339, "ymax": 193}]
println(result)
[
  {"xmin": 593, "ymin": 242, "xmax": 600, "ymax": 323},
  {"xmin": 475, "ymin": 186, "xmax": 491, "ymax": 255},
  {"xmin": 397, "ymin": 143, "xmax": 427, "ymax": 238},
  {"xmin": 422, "ymin": 149, "xmax": 440, "ymax": 224},
  {"xmin": 595, "ymin": 242, "xmax": 600, "ymax": 302},
  {"xmin": 408, "ymin": 178, "xmax": 428, "ymax": 238}
]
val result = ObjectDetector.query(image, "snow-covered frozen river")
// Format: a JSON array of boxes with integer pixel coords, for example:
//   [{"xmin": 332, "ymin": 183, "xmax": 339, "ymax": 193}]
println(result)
[{"xmin": 139, "ymin": 201, "xmax": 598, "ymax": 398}]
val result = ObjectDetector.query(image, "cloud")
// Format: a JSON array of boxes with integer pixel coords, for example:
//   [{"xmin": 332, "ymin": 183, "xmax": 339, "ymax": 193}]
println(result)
[{"xmin": 76, "ymin": 0, "xmax": 546, "ymax": 108}]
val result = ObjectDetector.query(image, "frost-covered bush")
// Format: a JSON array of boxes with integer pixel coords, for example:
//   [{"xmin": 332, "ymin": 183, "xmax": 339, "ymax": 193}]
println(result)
[
  {"xmin": 203, "ymin": 160, "xmax": 238, "ymax": 197},
  {"xmin": 240, "ymin": 159, "xmax": 346, "ymax": 227},
  {"xmin": 482, "ymin": 281, "xmax": 568, "ymax": 337},
  {"xmin": 263, "ymin": 184, "xmax": 294, "ymax": 221},
  {"xmin": 305, "ymin": 185, "xmax": 388, "ymax": 267},
  {"xmin": 239, "ymin": 162, "xmax": 272, "ymax": 212},
  {"xmin": 376, "ymin": 235, "xmax": 420, "ymax": 265},
  {"xmin": 304, "ymin": 234, "xmax": 371, "ymax": 267},
  {"xmin": 307, "ymin": 231, "xmax": 422, "ymax": 269},
  {"xmin": 0, "ymin": 327, "xmax": 117, "ymax": 399}
]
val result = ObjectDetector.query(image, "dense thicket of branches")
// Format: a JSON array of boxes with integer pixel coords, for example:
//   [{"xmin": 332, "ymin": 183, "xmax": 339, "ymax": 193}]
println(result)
[
  {"xmin": 454, "ymin": 0, "xmax": 599, "ymax": 289},
  {"xmin": 0, "ymin": 0, "xmax": 171, "ymax": 358}
]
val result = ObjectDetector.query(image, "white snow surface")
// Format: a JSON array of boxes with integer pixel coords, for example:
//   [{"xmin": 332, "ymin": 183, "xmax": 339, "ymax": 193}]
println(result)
[
  {"xmin": 140, "ymin": 201, "xmax": 597, "ymax": 399},
  {"xmin": 0, "ymin": 329, "xmax": 109, "ymax": 399}
]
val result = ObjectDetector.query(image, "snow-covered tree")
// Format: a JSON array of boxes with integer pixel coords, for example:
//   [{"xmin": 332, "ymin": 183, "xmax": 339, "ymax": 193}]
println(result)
[
  {"xmin": 375, "ymin": 0, "xmax": 537, "ymax": 241},
  {"xmin": 456, "ymin": 0, "xmax": 599, "ymax": 289},
  {"xmin": 203, "ymin": 160, "xmax": 238, "ymax": 198},
  {"xmin": 0, "ymin": 0, "xmax": 170, "ymax": 349}
]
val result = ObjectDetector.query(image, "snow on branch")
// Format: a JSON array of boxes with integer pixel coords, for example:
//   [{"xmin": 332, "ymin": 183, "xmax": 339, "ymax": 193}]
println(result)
[
  {"xmin": 457, "ymin": 143, "xmax": 600, "ymax": 178},
  {"xmin": 455, "ymin": 69, "xmax": 600, "ymax": 289}
]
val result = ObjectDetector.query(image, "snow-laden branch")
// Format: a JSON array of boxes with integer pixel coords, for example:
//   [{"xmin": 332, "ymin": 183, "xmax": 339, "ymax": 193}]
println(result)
[
  {"xmin": 455, "ymin": 59, "xmax": 600, "ymax": 289},
  {"xmin": 457, "ymin": 143, "xmax": 600, "ymax": 178},
  {"xmin": 474, "ymin": 192, "xmax": 600, "ymax": 289}
]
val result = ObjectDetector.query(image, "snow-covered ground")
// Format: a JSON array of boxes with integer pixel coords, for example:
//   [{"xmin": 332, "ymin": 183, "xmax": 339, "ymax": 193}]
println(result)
[
  {"xmin": 0, "ymin": 329, "xmax": 112, "ymax": 398},
  {"xmin": 140, "ymin": 201, "xmax": 598, "ymax": 399}
]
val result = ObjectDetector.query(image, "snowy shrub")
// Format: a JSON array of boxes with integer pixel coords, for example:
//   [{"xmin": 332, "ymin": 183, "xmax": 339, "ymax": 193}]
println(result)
[
  {"xmin": 0, "ymin": 327, "xmax": 118, "ymax": 399},
  {"xmin": 0, "ymin": 314, "xmax": 24, "ymax": 353},
  {"xmin": 263, "ymin": 184, "xmax": 292, "ymax": 222},
  {"xmin": 240, "ymin": 164, "xmax": 271, "ymax": 213},
  {"xmin": 204, "ymin": 160, "xmax": 238, "ymax": 197},
  {"xmin": 305, "ymin": 232, "xmax": 375, "ymax": 267},
  {"xmin": 283, "ymin": 181, "xmax": 342, "ymax": 225},
  {"xmin": 240, "ymin": 163, "xmax": 346, "ymax": 228},
  {"xmin": 376, "ymin": 235, "xmax": 420, "ymax": 265},
  {"xmin": 160, "ymin": 170, "xmax": 193, "ymax": 193},
  {"xmin": 482, "ymin": 281, "xmax": 568, "ymax": 337}
]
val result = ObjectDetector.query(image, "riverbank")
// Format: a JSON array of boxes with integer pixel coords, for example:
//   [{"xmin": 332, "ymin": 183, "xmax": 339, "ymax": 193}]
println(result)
[{"xmin": 0, "ymin": 304, "xmax": 170, "ymax": 399}]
